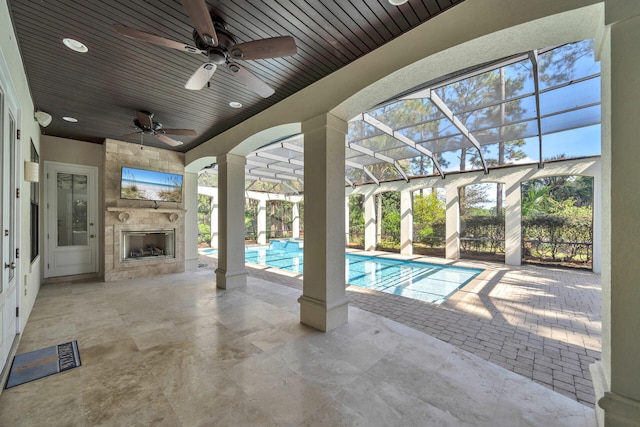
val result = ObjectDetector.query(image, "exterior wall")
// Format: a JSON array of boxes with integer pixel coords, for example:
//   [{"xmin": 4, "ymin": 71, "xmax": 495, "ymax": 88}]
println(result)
[
  {"xmin": 0, "ymin": 0, "xmax": 41, "ymax": 332},
  {"xmin": 103, "ymin": 139, "xmax": 186, "ymax": 281}
]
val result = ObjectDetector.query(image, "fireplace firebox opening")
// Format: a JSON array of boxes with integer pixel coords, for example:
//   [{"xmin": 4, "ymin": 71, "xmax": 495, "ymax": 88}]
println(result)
[{"xmin": 121, "ymin": 230, "xmax": 175, "ymax": 261}]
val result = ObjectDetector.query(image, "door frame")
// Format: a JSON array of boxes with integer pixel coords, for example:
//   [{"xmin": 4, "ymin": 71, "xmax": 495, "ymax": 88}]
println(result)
[{"xmin": 44, "ymin": 161, "xmax": 99, "ymax": 278}]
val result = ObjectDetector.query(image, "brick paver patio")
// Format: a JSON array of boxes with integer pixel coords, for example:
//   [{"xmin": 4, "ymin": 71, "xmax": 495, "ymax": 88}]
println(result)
[{"xmin": 199, "ymin": 250, "xmax": 601, "ymax": 406}]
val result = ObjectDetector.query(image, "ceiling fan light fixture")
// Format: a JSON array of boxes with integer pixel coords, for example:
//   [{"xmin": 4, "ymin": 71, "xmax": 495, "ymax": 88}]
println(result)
[
  {"xmin": 62, "ymin": 38, "xmax": 88, "ymax": 53},
  {"xmin": 229, "ymin": 101, "xmax": 242, "ymax": 109},
  {"xmin": 388, "ymin": 0, "xmax": 409, "ymax": 5},
  {"xmin": 62, "ymin": 116, "xmax": 78, "ymax": 123}
]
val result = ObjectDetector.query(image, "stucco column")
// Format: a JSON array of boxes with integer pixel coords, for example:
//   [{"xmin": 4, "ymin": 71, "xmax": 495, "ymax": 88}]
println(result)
[
  {"xmin": 400, "ymin": 190, "xmax": 413, "ymax": 255},
  {"xmin": 257, "ymin": 199, "xmax": 267, "ymax": 245},
  {"xmin": 344, "ymin": 197, "xmax": 350, "ymax": 246},
  {"xmin": 591, "ymin": 4, "xmax": 640, "ymax": 426},
  {"xmin": 504, "ymin": 181, "xmax": 521, "ymax": 266},
  {"xmin": 445, "ymin": 185, "xmax": 460, "ymax": 260},
  {"xmin": 215, "ymin": 153, "xmax": 248, "ymax": 289},
  {"xmin": 183, "ymin": 172, "xmax": 199, "ymax": 271},
  {"xmin": 209, "ymin": 195, "xmax": 218, "ymax": 249},
  {"xmin": 592, "ymin": 169, "xmax": 602, "ymax": 274},
  {"xmin": 299, "ymin": 113, "xmax": 349, "ymax": 332},
  {"xmin": 292, "ymin": 202, "xmax": 300, "ymax": 239},
  {"xmin": 364, "ymin": 192, "xmax": 376, "ymax": 251}
]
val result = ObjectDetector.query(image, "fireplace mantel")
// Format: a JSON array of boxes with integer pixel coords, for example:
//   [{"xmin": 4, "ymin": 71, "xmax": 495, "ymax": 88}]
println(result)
[{"xmin": 107, "ymin": 207, "xmax": 185, "ymax": 223}]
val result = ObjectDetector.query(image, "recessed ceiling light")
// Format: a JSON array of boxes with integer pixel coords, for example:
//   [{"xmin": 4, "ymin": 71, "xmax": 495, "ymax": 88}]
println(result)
[
  {"xmin": 62, "ymin": 116, "xmax": 78, "ymax": 123},
  {"xmin": 388, "ymin": 0, "xmax": 409, "ymax": 5},
  {"xmin": 62, "ymin": 38, "xmax": 88, "ymax": 53},
  {"xmin": 229, "ymin": 101, "xmax": 243, "ymax": 109}
]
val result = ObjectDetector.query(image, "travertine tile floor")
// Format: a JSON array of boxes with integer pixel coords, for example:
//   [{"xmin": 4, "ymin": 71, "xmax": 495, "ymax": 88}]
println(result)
[
  {"xmin": 0, "ymin": 269, "xmax": 595, "ymax": 426},
  {"xmin": 232, "ymin": 251, "xmax": 602, "ymax": 406}
]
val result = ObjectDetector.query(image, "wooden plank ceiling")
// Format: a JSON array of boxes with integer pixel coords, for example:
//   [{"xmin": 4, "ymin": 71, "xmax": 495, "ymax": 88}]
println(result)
[{"xmin": 8, "ymin": 0, "xmax": 465, "ymax": 151}]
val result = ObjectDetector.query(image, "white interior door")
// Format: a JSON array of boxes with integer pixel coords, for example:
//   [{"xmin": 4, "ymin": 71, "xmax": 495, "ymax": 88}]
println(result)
[
  {"xmin": 45, "ymin": 162, "xmax": 98, "ymax": 278},
  {"xmin": 0, "ymin": 90, "xmax": 19, "ymax": 366}
]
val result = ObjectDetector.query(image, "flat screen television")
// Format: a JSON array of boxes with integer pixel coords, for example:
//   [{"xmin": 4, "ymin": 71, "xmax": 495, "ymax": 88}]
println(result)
[{"xmin": 120, "ymin": 167, "xmax": 183, "ymax": 202}]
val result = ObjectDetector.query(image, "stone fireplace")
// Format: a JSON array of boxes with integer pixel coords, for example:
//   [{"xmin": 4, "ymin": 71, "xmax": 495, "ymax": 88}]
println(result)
[{"xmin": 104, "ymin": 139, "xmax": 186, "ymax": 281}]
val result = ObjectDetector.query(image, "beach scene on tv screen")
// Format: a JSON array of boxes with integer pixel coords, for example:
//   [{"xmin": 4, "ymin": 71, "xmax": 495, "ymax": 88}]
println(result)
[{"xmin": 121, "ymin": 167, "xmax": 183, "ymax": 202}]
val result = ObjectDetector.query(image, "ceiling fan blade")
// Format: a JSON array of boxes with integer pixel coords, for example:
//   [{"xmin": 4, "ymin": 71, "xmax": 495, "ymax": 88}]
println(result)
[
  {"xmin": 136, "ymin": 111, "xmax": 154, "ymax": 129},
  {"xmin": 226, "ymin": 62, "xmax": 275, "ymax": 98},
  {"xmin": 181, "ymin": 0, "xmax": 218, "ymax": 47},
  {"xmin": 121, "ymin": 132, "xmax": 142, "ymax": 139},
  {"xmin": 230, "ymin": 36, "xmax": 297, "ymax": 60},
  {"xmin": 161, "ymin": 128, "xmax": 197, "ymax": 136},
  {"xmin": 113, "ymin": 24, "xmax": 202, "ymax": 53},
  {"xmin": 154, "ymin": 133, "xmax": 183, "ymax": 147},
  {"xmin": 185, "ymin": 63, "xmax": 217, "ymax": 90}
]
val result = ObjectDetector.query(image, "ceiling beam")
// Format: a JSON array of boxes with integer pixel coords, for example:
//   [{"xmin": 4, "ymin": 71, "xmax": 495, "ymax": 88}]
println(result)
[
  {"xmin": 246, "ymin": 168, "xmax": 302, "ymax": 182},
  {"xmin": 427, "ymin": 90, "xmax": 489, "ymax": 174},
  {"xmin": 345, "ymin": 142, "xmax": 409, "ymax": 182},
  {"xmin": 252, "ymin": 151, "xmax": 304, "ymax": 166},
  {"xmin": 358, "ymin": 113, "xmax": 445, "ymax": 178},
  {"xmin": 529, "ymin": 50, "xmax": 544, "ymax": 169},
  {"xmin": 345, "ymin": 159, "xmax": 379, "ymax": 185},
  {"xmin": 246, "ymin": 158, "xmax": 304, "ymax": 175}
]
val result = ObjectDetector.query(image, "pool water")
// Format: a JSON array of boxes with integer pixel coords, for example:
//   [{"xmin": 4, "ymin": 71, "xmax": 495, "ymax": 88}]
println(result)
[{"xmin": 200, "ymin": 240, "xmax": 482, "ymax": 304}]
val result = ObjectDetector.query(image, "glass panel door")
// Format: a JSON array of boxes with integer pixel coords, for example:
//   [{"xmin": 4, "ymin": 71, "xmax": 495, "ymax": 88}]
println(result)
[{"xmin": 56, "ymin": 173, "xmax": 88, "ymax": 247}]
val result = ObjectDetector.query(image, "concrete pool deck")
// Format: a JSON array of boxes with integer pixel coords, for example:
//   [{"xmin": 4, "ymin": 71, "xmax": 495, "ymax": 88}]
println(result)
[{"xmin": 199, "ymin": 249, "xmax": 601, "ymax": 406}]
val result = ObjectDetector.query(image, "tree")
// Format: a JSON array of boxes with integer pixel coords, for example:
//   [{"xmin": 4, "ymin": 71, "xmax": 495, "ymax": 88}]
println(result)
[
  {"xmin": 348, "ymin": 195, "xmax": 364, "ymax": 237},
  {"xmin": 380, "ymin": 192, "xmax": 401, "ymax": 244},
  {"xmin": 538, "ymin": 40, "xmax": 596, "ymax": 87},
  {"xmin": 459, "ymin": 184, "xmax": 492, "ymax": 216},
  {"xmin": 413, "ymin": 192, "xmax": 445, "ymax": 244}
]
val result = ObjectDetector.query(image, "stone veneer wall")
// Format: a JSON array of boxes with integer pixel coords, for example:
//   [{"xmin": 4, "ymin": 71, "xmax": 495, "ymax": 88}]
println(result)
[{"xmin": 104, "ymin": 139, "xmax": 186, "ymax": 282}]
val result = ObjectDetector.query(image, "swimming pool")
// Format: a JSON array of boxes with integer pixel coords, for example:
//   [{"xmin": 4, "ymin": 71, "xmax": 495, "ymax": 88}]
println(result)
[{"xmin": 200, "ymin": 240, "xmax": 482, "ymax": 304}]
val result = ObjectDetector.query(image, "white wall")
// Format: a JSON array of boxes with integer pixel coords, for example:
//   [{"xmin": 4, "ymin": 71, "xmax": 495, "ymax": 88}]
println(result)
[{"xmin": 1, "ymin": 0, "xmax": 41, "ymax": 331}]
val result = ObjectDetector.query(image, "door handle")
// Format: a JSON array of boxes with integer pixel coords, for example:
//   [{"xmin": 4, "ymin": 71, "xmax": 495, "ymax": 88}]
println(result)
[
  {"xmin": 4, "ymin": 262, "xmax": 16, "ymax": 270},
  {"xmin": 90, "ymin": 235, "xmax": 95, "ymax": 238}
]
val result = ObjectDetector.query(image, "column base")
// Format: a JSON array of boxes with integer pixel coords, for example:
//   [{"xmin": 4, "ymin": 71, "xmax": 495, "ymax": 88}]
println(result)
[
  {"xmin": 590, "ymin": 361, "xmax": 607, "ymax": 427},
  {"xmin": 505, "ymin": 253, "xmax": 522, "ymax": 266},
  {"xmin": 298, "ymin": 295, "xmax": 349, "ymax": 332},
  {"xmin": 592, "ymin": 361, "xmax": 640, "ymax": 427},
  {"xmin": 599, "ymin": 392, "xmax": 640, "ymax": 427},
  {"xmin": 215, "ymin": 268, "xmax": 248, "ymax": 289}
]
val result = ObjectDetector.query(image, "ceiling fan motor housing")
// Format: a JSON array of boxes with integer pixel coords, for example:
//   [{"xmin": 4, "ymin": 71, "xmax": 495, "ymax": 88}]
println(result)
[
  {"xmin": 192, "ymin": 22, "xmax": 236, "ymax": 65},
  {"xmin": 133, "ymin": 118, "xmax": 162, "ymax": 132}
]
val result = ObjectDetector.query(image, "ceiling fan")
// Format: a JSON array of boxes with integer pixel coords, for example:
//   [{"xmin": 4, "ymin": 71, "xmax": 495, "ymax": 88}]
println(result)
[
  {"xmin": 114, "ymin": 0, "xmax": 297, "ymax": 98},
  {"xmin": 121, "ymin": 111, "xmax": 196, "ymax": 147}
]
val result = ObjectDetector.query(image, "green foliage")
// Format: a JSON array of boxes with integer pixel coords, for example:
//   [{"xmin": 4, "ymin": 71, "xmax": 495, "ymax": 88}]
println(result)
[
  {"xmin": 267, "ymin": 201, "xmax": 295, "ymax": 238},
  {"xmin": 460, "ymin": 215, "xmax": 505, "ymax": 254},
  {"xmin": 380, "ymin": 192, "xmax": 400, "ymax": 243},
  {"xmin": 198, "ymin": 223, "xmax": 210, "ymax": 244},
  {"xmin": 521, "ymin": 175, "xmax": 593, "ymax": 264},
  {"xmin": 349, "ymin": 195, "xmax": 365, "ymax": 235},
  {"xmin": 413, "ymin": 192, "xmax": 445, "ymax": 246},
  {"xmin": 245, "ymin": 199, "xmax": 258, "ymax": 240}
]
